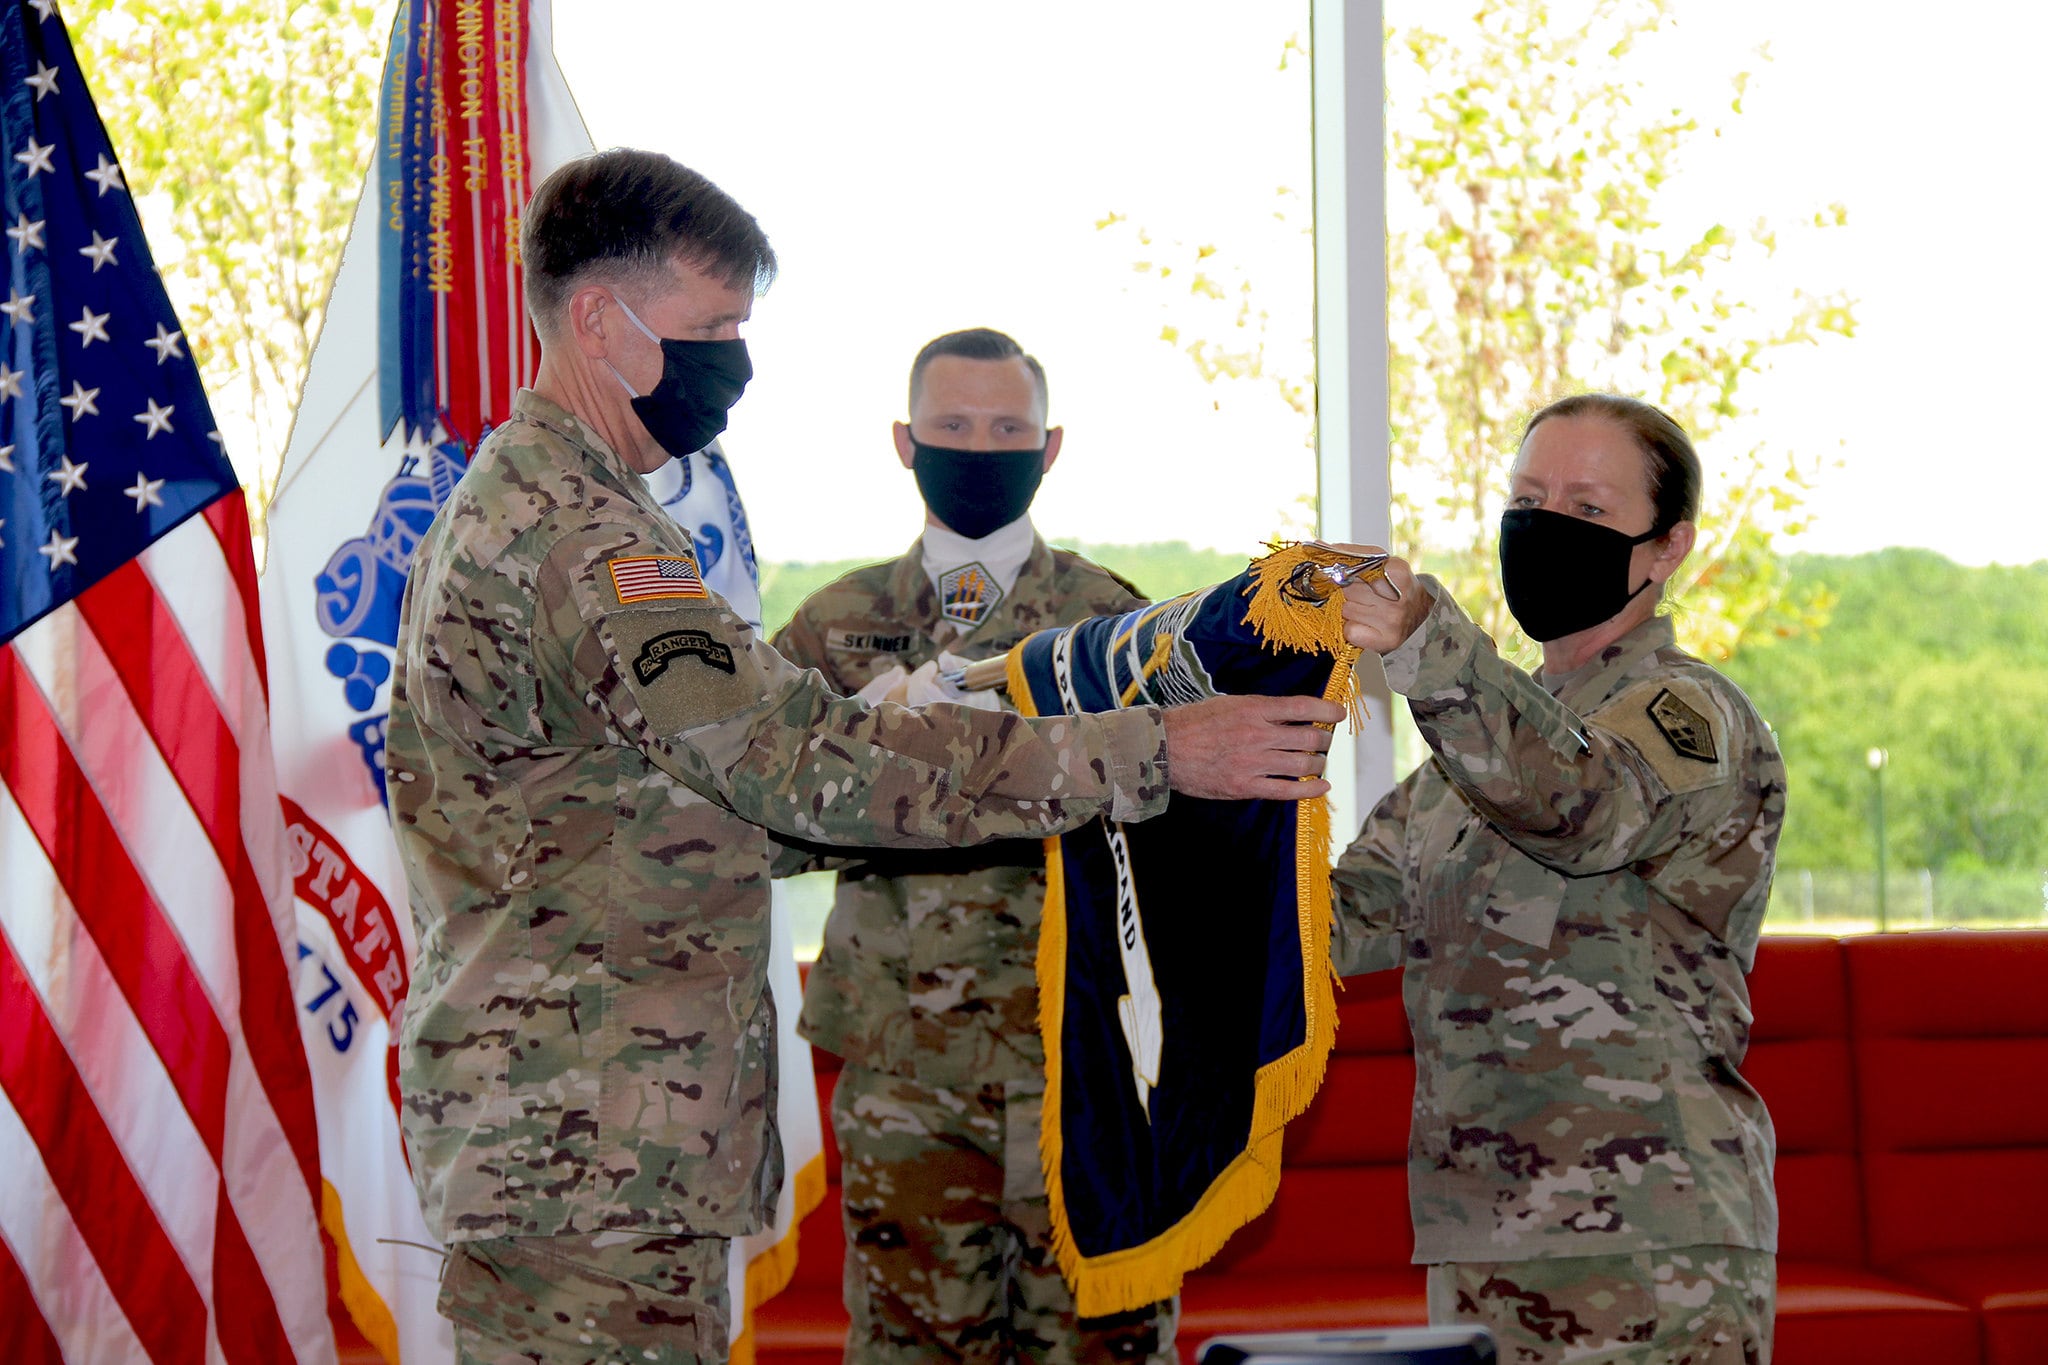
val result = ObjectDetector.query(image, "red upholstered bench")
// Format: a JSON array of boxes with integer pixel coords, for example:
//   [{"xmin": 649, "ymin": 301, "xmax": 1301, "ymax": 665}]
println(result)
[
  {"xmin": 1846, "ymin": 932, "xmax": 2048, "ymax": 1365},
  {"xmin": 1743, "ymin": 937, "xmax": 1977, "ymax": 1362},
  {"xmin": 1174, "ymin": 970, "xmax": 1427, "ymax": 1359},
  {"xmin": 758, "ymin": 933, "xmax": 2048, "ymax": 1365}
]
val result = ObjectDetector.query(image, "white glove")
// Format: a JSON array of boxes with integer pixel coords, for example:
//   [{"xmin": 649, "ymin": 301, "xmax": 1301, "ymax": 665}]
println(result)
[
  {"xmin": 853, "ymin": 664, "xmax": 910, "ymax": 707},
  {"xmin": 903, "ymin": 651, "xmax": 1003, "ymax": 712}
]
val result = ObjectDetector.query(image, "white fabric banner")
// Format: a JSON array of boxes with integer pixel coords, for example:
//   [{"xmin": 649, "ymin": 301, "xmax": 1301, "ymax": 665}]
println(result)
[{"xmin": 642, "ymin": 439, "xmax": 766, "ymax": 632}]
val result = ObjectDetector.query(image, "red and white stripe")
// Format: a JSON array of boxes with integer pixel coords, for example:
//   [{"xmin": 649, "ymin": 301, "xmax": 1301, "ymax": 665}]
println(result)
[
  {"xmin": 431, "ymin": 0, "xmax": 537, "ymax": 448},
  {"xmin": 0, "ymin": 496, "xmax": 336, "ymax": 1365}
]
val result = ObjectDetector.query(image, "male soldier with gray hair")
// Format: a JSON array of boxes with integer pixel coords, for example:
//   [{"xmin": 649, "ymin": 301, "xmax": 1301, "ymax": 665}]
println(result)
[
  {"xmin": 774, "ymin": 329, "xmax": 1173, "ymax": 1363},
  {"xmin": 386, "ymin": 149, "xmax": 1342, "ymax": 1365}
]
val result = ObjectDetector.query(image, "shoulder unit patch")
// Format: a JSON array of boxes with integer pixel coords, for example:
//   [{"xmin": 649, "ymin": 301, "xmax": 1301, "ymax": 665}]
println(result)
[
  {"xmin": 1646, "ymin": 686, "xmax": 1718, "ymax": 763},
  {"xmin": 938, "ymin": 562, "xmax": 1003, "ymax": 628}
]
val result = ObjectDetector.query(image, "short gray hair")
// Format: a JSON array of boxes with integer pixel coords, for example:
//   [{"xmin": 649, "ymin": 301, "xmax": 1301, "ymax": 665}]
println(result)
[{"xmin": 521, "ymin": 148, "xmax": 776, "ymax": 334}]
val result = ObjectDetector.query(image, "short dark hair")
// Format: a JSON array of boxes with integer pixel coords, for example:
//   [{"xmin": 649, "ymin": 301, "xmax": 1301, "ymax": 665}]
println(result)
[
  {"xmin": 1523, "ymin": 393, "xmax": 1701, "ymax": 535},
  {"xmin": 908, "ymin": 328, "xmax": 1049, "ymax": 419},
  {"xmin": 521, "ymin": 148, "xmax": 776, "ymax": 334}
]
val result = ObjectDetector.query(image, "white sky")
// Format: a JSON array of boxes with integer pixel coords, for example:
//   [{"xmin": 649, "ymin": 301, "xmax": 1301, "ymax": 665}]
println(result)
[{"xmin": 551, "ymin": 0, "xmax": 2047, "ymax": 568}]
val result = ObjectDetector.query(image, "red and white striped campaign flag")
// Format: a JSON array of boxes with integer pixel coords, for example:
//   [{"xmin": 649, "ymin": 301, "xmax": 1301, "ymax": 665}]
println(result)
[{"xmin": 0, "ymin": 2, "xmax": 334, "ymax": 1362}]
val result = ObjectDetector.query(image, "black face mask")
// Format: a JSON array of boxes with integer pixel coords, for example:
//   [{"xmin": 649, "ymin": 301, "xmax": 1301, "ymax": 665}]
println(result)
[
  {"xmin": 910, "ymin": 440, "xmax": 1046, "ymax": 540},
  {"xmin": 610, "ymin": 299, "xmax": 752, "ymax": 459},
  {"xmin": 1498, "ymin": 507, "xmax": 1663, "ymax": 642}
]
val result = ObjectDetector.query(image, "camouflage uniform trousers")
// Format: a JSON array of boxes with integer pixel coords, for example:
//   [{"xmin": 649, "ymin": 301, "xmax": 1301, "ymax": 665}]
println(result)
[
  {"xmin": 832, "ymin": 1063, "xmax": 1178, "ymax": 1364},
  {"xmin": 440, "ymin": 1229, "xmax": 732, "ymax": 1365},
  {"xmin": 1426, "ymin": 1248, "xmax": 1775, "ymax": 1365}
]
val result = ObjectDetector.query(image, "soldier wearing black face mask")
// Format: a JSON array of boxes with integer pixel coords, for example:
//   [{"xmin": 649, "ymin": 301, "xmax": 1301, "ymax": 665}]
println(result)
[
  {"xmin": 1326, "ymin": 393, "xmax": 1787, "ymax": 1365},
  {"xmin": 772, "ymin": 329, "xmax": 1178, "ymax": 1365},
  {"xmin": 399, "ymin": 152, "xmax": 1342, "ymax": 1365}
]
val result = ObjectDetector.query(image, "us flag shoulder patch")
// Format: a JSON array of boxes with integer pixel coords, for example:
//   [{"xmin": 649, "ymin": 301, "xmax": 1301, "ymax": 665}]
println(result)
[{"xmin": 610, "ymin": 553, "xmax": 708, "ymax": 604}]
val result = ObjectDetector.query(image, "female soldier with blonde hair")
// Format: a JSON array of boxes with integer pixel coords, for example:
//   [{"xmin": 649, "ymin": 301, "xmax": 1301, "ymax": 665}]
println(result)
[{"xmin": 1334, "ymin": 394, "xmax": 1785, "ymax": 1363}]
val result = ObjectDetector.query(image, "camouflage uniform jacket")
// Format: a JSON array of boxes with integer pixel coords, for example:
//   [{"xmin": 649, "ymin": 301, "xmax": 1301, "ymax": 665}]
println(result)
[
  {"xmin": 1331, "ymin": 577, "xmax": 1785, "ymax": 1264},
  {"xmin": 386, "ymin": 392, "xmax": 1170, "ymax": 1245},
  {"xmin": 772, "ymin": 537, "xmax": 1146, "ymax": 1085}
]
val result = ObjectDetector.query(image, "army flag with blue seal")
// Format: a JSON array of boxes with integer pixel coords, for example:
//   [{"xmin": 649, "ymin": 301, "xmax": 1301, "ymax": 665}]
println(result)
[{"xmin": 1003, "ymin": 541, "xmax": 1387, "ymax": 1317}]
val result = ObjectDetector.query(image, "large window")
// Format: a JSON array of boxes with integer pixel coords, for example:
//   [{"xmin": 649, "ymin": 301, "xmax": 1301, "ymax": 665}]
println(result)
[
  {"xmin": 559, "ymin": 2, "xmax": 1317, "ymax": 616},
  {"xmin": 1376, "ymin": 0, "xmax": 2048, "ymax": 932},
  {"xmin": 560, "ymin": 4, "xmax": 1318, "ymax": 951},
  {"xmin": 562, "ymin": 4, "xmax": 2048, "ymax": 938}
]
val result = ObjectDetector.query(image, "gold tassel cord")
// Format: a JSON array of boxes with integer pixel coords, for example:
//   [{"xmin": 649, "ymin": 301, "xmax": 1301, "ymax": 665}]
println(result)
[{"xmin": 1240, "ymin": 540, "xmax": 1384, "ymax": 733}]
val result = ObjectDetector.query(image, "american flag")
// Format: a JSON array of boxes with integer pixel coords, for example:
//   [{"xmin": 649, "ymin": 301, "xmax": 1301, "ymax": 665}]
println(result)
[
  {"xmin": 608, "ymin": 552, "xmax": 708, "ymax": 604},
  {"xmin": 0, "ymin": 3, "xmax": 335, "ymax": 1362}
]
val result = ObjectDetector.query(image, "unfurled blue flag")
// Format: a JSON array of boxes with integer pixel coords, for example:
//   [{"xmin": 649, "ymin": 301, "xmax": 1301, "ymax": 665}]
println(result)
[
  {"xmin": 0, "ymin": 0, "xmax": 235, "ymax": 644},
  {"xmin": 1007, "ymin": 549, "xmax": 1367, "ymax": 1318}
]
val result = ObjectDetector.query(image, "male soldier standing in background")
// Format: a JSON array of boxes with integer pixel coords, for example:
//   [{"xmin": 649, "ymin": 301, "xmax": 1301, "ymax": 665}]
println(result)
[
  {"xmin": 387, "ymin": 152, "xmax": 1341, "ymax": 1365},
  {"xmin": 774, "ymin": 330, "xmax": 1175, "ymax": 1364}
]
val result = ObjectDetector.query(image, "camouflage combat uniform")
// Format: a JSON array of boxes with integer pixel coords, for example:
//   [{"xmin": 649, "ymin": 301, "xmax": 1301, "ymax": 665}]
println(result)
[
  {"xmin": 386, "ymin": 394, "xmax": 1171, "ymax": 1365},
  {"xmin": 1331, "ymin": 578, "xmax": 1786, "ymax": 1365},
  {"xmin": 774, "ymin": 542, "xmax": 1177, "ymax": 1363}
]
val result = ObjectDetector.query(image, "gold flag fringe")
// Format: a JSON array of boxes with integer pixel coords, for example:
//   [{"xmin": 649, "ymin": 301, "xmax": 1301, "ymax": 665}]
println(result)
[
  {"xmin": 1019, "ymin": 540, "xmax": 1377, "ymax": 1317},
  {"xmin": 1241, "ymin": 539, "xmax": 1382, "ymax": 732}
]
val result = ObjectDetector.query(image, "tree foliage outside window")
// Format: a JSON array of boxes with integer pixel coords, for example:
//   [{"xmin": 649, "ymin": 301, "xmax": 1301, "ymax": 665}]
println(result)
[
  {"xmin": 1388, "ymin": 0, "xmax": 1854, "ymax": 663},
  {"xmin": 70, "ymin": 0, "xmax": 391, "ymax": 535},
  {"xmin": 1724, "ymin": 550, "xmax": 2048, "ymax": 928},
  {"xmin": 1108, "ymin": 0, "xmax": 1857, "ymax": 666}
]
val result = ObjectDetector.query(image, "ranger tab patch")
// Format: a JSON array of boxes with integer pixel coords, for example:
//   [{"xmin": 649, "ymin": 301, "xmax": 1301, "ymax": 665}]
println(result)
[
  {"xmin": 634, "ymin": 629, "xmax": 736, "ymax": 684},
  {"xmin": 610, "ymin": 553, "xmax": 707, "ymax": 604},
  {"xmin": 1647, "ymin": 687, "xmax": 1718, "ymax": 763},
  {"xmin": 939, "ymin": 562, "xmax": 1003, "ymax": 628}
]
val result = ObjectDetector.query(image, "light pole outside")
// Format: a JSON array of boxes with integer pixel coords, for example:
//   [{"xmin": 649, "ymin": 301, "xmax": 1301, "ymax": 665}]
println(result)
[{"xmin": 1866, "ymin": 746, "xmax": 1889, "ymax": 932}]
